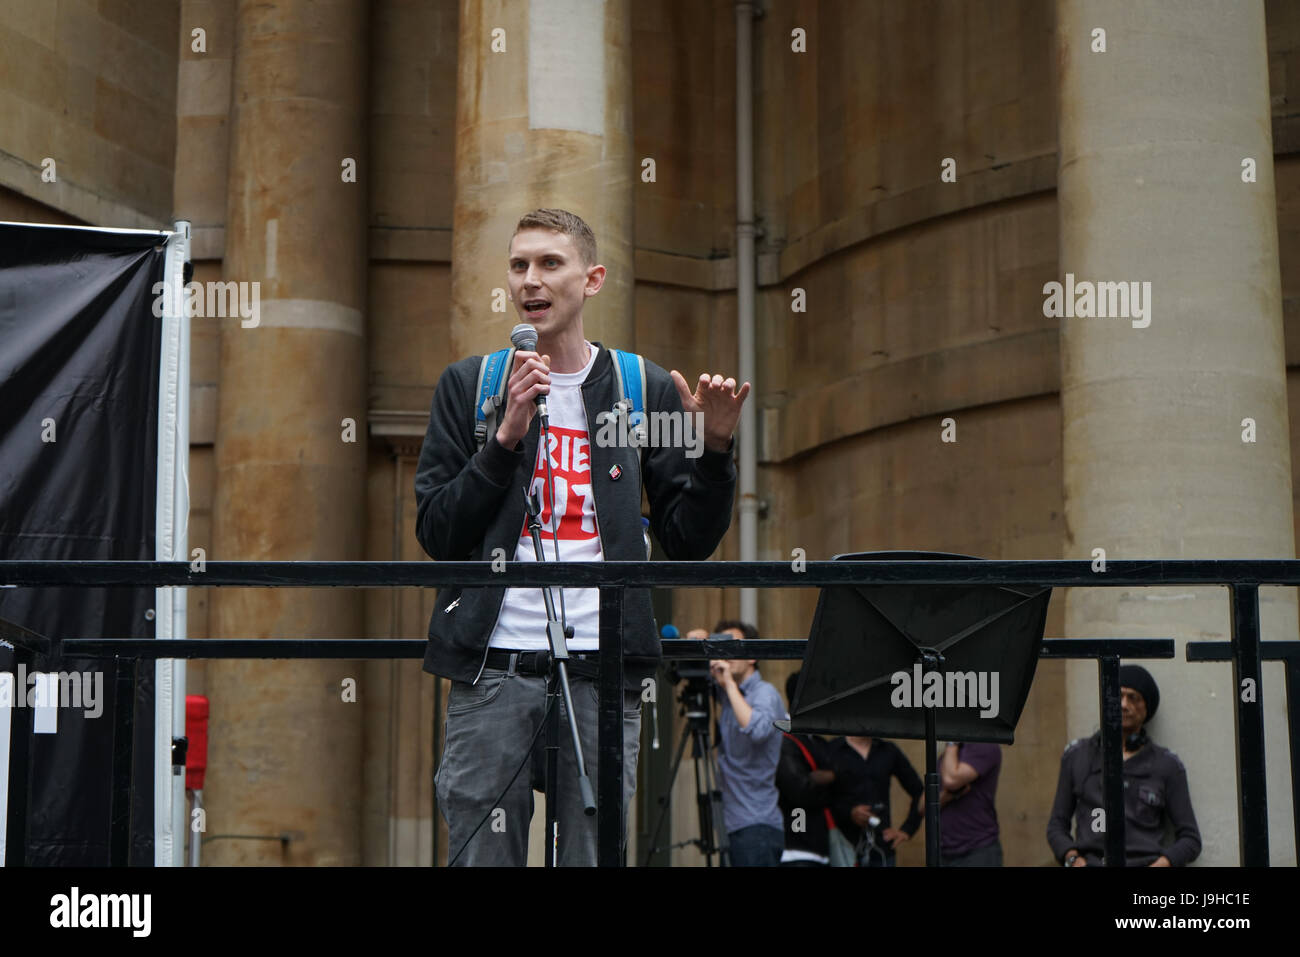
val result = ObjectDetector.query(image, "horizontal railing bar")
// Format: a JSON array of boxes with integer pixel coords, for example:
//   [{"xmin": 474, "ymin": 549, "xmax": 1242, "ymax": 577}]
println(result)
[
  {"xmin": 664, "ymin": 638, "xmax": 1176, "ymax": 660},
  {"xmin": 1039, "ymin": 638, "xmax": 1175, "ymax": 658},
  {"xmin": 2, "ymin": 558, "xmax": 1300, "ymax": 587},
  {"xmin": 1186, "ymin": 640, "xmax": 1300, "ymax": 662},
  {"xmin": 59, "ymin": 639, "xmax": 426, "ymax": 659},
  {"xmin": 661, "ymin": 639, "xmax": 805, "ymax": 659},
  {"xmin": 50, "ymin": 637, "xmax": 1176, "ymax": 661}
]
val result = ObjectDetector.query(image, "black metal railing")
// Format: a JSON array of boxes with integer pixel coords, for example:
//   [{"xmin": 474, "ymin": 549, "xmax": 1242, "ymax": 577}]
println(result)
[{"xmin": 2, "ymin": 559, "xmax": 1296, "ymax": 867}]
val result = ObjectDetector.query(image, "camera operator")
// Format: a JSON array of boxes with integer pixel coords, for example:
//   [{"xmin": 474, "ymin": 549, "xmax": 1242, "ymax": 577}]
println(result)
[{"xmin": 695, "ymin": 620, "xmax": 785, "ymax": 866}]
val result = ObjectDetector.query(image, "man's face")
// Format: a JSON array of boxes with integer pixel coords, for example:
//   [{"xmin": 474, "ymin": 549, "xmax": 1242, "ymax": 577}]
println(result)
[
  {"xmin": 1120, "ymin": 686, "xmax": 1147, "ymax": 734},
  {"xmin": 721, "ymin": 627, "xmax": 756, "ymax": 681},
  {"xmin": 507, "ymin": 228, "xmax": 603, "ymax": 340}
]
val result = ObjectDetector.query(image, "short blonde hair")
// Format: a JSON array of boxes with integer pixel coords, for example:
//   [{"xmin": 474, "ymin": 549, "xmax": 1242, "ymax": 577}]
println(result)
[{"xmin": 509, "ymin": 208, "xmax": 597, "ymax": 267}]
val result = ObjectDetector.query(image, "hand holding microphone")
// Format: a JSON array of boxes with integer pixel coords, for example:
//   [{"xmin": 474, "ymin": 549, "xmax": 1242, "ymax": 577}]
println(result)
[{"xmin": 495, "ymin": 323, "xmax": 551, "ymax": 448}]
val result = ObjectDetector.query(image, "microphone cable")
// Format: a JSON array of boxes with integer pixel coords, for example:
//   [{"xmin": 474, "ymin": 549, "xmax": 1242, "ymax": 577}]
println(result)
[
  {"xmin": 446, "ymin": 689, "xmax": 556, "ymax": 867},
  {"xmin": 540, "ymin": 415, "xmax": 570, "ymax": 634}
]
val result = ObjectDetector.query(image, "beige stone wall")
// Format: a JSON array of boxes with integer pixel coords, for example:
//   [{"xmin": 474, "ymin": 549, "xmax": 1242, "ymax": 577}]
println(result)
[
  {"xmin": 0, "ymin": 0, "xmax": 178, "ymax": 226},
  {"xmin": 755, "ymin": 1, "xmax": 1057, "ymax": 285},
  {"xmin": 0, "ymin": 188, "xmax": 78, "ymax": 225},
  {"xmin": 632, "ymin": 1, "xmax": 738, "ymax": 260},
  {"xmin": 175, "ymin": 0, "xmax": 233, "ymax": 257}
]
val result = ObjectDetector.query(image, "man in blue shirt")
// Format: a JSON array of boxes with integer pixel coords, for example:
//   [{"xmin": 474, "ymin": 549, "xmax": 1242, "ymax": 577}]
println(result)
[{"xmin": 708, "ymin": 619, "xmax": 785, "ymax": 866}]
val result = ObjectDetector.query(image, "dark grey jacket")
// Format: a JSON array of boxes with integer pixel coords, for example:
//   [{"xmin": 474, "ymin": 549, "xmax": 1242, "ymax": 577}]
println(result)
[
  {"xmin": 414, "ymin": 343, "xmax": 737, "ymax": 686},
  {"xmin": 1046, "ymin": 731, "xmax": 1202, "ymax": 866}
]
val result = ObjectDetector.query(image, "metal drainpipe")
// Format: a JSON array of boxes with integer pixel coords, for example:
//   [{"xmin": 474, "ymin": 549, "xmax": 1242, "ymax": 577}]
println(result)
[{"xmin": 736, "ymin": 1, "xmax": 759, "ymax": 623}]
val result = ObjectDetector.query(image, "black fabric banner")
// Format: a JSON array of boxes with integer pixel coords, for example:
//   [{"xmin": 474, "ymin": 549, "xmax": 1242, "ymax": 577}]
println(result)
[{"xmin": 0, "ymin": 223, "xmax": 166, "ymax": 865}]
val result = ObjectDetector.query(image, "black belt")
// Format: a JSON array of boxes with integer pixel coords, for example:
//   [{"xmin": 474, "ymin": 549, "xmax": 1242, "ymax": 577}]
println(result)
[{"xmin": 484, "ymin": 649, "xmax": 600, "ymax": 677}]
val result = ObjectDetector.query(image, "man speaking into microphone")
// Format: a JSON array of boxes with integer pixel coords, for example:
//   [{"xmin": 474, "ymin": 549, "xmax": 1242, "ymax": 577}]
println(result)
[{"xmin": 415, "ymin": 208, "xmax": 749, "ymax": 865}]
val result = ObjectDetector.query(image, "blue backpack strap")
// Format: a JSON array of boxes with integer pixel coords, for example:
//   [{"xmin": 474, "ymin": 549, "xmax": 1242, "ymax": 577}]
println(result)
[
  {"xmin": 474, "ymin": 347, "xmax": 515, "ymax": 451},
  {"xmin": 609, "ymin": 347, "xmax": 648, "ymax": 465},
  {"xmin": 609, "ymin": 348, "xmax": 646, "ymax": 425}
]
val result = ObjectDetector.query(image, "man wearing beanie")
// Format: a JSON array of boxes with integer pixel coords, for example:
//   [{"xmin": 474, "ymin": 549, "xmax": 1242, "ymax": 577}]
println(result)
[{"xmin": 1046, "ymin": 664, "xmax": 1202, "ymax": 867}]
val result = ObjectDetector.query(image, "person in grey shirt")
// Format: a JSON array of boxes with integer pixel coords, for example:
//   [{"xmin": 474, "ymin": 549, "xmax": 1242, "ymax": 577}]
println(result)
[
  {"xmin": 1047, "ymin": 664, "xmax": 1201, "ymax": 867},
  {"xmin": 705, "ymin": 619, "xmax": 785, "ymax": 866}
]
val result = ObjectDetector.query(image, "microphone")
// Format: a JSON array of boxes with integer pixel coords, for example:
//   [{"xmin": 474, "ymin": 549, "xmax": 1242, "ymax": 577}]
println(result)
[{"xmin": 509, "ymin": 323, "xmax": 548, "ymax": 428}]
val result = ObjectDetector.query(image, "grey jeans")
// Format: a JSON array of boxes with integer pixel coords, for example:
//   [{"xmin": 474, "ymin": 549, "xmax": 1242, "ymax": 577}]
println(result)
[{"xmin": 435, "ymin": 661, "xmax": 642, "ymax": 866}]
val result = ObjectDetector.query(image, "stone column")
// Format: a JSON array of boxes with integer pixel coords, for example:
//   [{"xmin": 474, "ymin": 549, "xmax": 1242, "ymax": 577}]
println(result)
[
  {"xmin": 205, "ymin": 0, "xmax": 369, "ymax": 865},
  {"xmin": 450, "ymin": 0, "xmax": 635, "ymax": 357},
  {"xmin": 1057, "ymin": 0, "xmax": 1296, "ymax": 863}
]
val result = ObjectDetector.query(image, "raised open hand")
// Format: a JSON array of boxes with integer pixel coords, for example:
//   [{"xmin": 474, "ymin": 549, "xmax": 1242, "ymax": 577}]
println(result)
[{"xmin": 669, "ymin": 370, "xmax": 752, "ymax": 453}]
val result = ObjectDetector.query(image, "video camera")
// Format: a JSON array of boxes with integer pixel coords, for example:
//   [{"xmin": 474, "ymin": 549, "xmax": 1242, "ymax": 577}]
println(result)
[
  {"xmin": 668, "ymin": 659, "xmax": 712, "ymax": 719},
  {"xmin": 664, "ymin": 629, "xmax": 736, "ymax": 721}
]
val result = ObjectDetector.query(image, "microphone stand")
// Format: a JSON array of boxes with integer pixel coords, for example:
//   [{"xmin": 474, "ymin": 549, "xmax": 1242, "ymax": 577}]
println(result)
[
  {"xmin": 920, "ymin": 649, "xmax": 943, "ymax": 867},
  {"xmin": 523, "ymin": 487, "xmax": 596, "ymax": 867}
]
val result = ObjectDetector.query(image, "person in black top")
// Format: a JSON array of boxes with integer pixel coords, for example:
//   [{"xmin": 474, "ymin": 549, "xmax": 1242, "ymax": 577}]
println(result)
[
  {"xmin": 827, "ymin": 735, "xmax": 924, "ymax": 866},
  {"xmin": 776, "ymin": 672, "xmax": 836, "ymax": 866}
]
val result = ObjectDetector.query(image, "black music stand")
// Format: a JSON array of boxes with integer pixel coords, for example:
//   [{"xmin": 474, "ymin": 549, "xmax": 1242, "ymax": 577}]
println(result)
[{"xmin": 778, "ymin": 551, "xmax": 1051, "ymax": 866}]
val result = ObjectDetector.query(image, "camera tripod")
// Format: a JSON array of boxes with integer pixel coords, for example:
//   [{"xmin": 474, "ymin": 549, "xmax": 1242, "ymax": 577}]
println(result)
[{"xmin": 641, "ymin": 674, "xmax": 730, "ymax": 866}]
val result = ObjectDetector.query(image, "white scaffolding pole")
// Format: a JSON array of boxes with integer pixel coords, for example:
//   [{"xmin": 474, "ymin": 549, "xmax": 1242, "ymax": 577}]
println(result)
[{"xmin": 154, "ymin": 220, "xmax": 191, "ymax": 866}]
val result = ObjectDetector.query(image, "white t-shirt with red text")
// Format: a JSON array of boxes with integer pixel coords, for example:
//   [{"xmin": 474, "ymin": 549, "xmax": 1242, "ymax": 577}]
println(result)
[{"xmin": 487, "ymin": 342, "xmax": 603, "ymax": 651}]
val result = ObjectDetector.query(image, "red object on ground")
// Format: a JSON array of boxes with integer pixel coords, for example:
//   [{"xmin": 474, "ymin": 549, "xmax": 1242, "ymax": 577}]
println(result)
[{"xmin": 185, "ymin": 695, "xmax": 209, "ymax": 790}]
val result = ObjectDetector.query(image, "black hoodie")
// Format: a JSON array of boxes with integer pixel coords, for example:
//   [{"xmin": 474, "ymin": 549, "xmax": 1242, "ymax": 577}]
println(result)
[{"xmin": 414, "ymin": 343, "xmax": 737, "ymax": 687}]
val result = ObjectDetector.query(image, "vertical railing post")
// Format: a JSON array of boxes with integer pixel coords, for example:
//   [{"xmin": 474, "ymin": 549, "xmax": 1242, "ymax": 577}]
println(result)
[
  {"xmin": 1230, "ymin": 584, "xmax": 1269, "ymax": 866},
  {"xmin": 921, "ymin": 651, "xmax": 941, "ymax": 867},
  {"xmin": 109, "ymin": 656, "xmax": 138, "ymax": 866},
  {"xmin": 1284, "ymin": 652, "xmax": 1300, "ymax": 864},
  {"xmin": 1098, "ymin": 655, "xmax": 1126, "ymax": 866},
  {"xmin": 4, "ymin": 643, "xmax": 34, "ymax": 867},
  {"xmin": 597, "ymin": 586, "xmax": 625, "ymax": 866}
]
